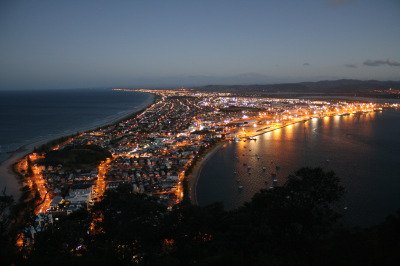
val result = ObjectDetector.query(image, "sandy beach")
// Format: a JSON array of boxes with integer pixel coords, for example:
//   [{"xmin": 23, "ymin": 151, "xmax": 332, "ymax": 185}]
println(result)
[
  {"xmin": 0, "ymin": 93, "xmax": 155, "ymax": 200},
  {"xmin": 187, "ymin": 142, "xmax": 225, "ymax": 205}
]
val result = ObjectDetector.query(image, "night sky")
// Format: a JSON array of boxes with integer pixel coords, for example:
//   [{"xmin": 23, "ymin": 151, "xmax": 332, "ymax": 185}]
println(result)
[{"xmin": 1, "ymin": 0, "xmax": 399, "ymax": 89}]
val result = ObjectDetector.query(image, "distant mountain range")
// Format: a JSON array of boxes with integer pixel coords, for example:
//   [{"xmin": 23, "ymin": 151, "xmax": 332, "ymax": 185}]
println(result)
[{"xmin": 195, "ymin": 79, "xmax": 400, "ymax": 95}]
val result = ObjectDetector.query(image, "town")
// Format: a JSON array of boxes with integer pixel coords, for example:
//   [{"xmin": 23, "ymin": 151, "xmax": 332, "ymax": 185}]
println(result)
[{"xmin": 15, "ymin": 88, "xmax": 396, "ymax": 242}]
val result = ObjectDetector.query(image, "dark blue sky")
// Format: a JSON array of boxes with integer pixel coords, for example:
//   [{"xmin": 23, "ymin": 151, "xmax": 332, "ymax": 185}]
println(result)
[{"xmin": 1, "ymin": 0, "xmax": 399, "ymax": 89}]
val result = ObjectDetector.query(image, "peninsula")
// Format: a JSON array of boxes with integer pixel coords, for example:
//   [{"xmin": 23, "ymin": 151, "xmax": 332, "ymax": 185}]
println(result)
[
  {"xmin": 4, "ymin": 88, "xmax": 400, "ymax": 264},
  {"xmin": 12, "ymin": 89, "xmax": 397, "ymax": 219}
]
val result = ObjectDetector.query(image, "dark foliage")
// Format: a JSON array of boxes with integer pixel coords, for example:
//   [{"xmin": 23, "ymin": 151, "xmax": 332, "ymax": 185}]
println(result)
[
  {"xmin": 40, "ymin": 144, "xmax": 111, "ymax": 169},
  {"xmin": 35, "ymin": 134, "xmax": 79, "ymax": 153},
  {"xmin": 7, "ymin": 168, "xmax": 400, "ymax": 265},
  {"xmin": 0, "ymin": 190, "xmax": 15, "ymax": 265}
]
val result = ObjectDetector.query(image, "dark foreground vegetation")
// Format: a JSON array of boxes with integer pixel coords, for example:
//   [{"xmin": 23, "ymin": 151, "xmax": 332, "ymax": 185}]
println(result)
[
  {"xmin": 39, "ymin": 144, "xmax": 111, "ymax": 169},
  {"xmin": 1, "ymin": 168, "xmax": 400, "ymax": 265}
]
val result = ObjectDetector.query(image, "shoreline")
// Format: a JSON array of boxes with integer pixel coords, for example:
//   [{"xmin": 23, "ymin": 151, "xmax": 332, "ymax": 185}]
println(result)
[
  {"xmin": 187, "ymin": 141, "xmax": 225, "ymax": 205},
  {"xmin": 0, "ymin": 92, "xmax": 155, "ymax": 199},
  {"xmin": 187, "ymin": 119, "xmax": 317, "ymax": 206},
  {"xmin": 188, "ymin": 110, "xmax": 383, "ymax": 206}
]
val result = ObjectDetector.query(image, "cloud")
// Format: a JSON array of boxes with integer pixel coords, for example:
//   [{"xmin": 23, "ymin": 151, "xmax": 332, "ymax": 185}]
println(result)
[
  {"xmin": 363, "ymin": 59, "xmax": 400, "ymax": 67},
  {"xmin": 386, "ymin": 59, "xmax": 400, "ymax": 67},
  {"xmin": 303, "ymin": 63, "xmax": 310, "ymax": 66},
  {"xmin": 363, "ymin": 59, "xmax": 387, "ymax": 66},
  {"xmin": 344, "ymin": 64, "xmax": 357, "ymax": 68},
  {"xmin": 328, "ymin": 0, "xmax": 354, "ymax": 7}
]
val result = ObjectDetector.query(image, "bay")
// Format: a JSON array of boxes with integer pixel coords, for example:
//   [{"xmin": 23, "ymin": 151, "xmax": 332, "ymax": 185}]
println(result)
[{"xmin": 197, "ymin": 110, "xmax": 400, "ymax": 226}]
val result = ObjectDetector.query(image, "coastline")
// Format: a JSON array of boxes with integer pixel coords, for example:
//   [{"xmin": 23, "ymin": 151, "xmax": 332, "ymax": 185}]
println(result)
[
  {"xmin": 187, "ymin": 110, "xmax": 383, "ymax": 206},
  {"xmin": 0, "ymin": 92, "xmax": 156, "ymax": 199},
  {"xmin": 187, "ymin": 141, "xmax": 225, "ymax": 205},
  {"xmin": 187, "ymin": 117, "xmax": 323, "ymax": 205}
]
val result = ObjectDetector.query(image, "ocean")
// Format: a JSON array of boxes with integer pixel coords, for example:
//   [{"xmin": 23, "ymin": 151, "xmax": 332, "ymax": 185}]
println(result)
[
  {"xmin": 197, "ymin": 109, "xmax": 400, "ymax": 227},
  {"xmin": 0, "ymin": 88, "xmax": 152, "ymax": 163}
]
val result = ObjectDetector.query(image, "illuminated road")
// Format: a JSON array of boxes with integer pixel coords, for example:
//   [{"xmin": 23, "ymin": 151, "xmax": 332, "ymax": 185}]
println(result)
[
  {"xmin": 14, "ymin": 89, "xmax": 395, "ymax": 218},
  {"xmin": 91, "ymin": 157, "xmax": 113, "ymax": 203}
]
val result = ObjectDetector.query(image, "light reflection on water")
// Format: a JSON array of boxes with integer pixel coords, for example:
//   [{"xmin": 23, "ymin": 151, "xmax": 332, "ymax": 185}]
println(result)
[{"xmin": 197, "ymin": 110, "xmax": 400, "ymax": 226}]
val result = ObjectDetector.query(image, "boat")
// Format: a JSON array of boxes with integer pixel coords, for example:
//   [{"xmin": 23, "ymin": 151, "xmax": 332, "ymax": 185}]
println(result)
[
  {"xmin": 271, "ymin": 173, "xmax": 278, "ymax": 186},
  {"xmin": 238, "ymin": 185, "xmax": 244, "ymax": 190},
  {"xmin": 262, "ymin": 167, "xmax": 266, "ymax": 171}
]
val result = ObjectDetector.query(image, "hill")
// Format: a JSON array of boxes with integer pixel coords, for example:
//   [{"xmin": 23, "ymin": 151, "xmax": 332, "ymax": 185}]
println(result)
[{"xmin": 196, "ymin": 79, "xmax": 400, "ymax": 98}]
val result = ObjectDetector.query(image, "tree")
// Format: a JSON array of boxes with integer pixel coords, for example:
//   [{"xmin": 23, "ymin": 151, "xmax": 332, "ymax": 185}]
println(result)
[
  {"xmin": 26, "ymin": 157, "xmax": 33, "ymax": 176},
  {"xmin": 19, "ymin": 168, "xmax": 400, "ymax": 266},
  {"xmin": 0, "ymin": 188, "xmax": 16, "ymax": 264}
]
